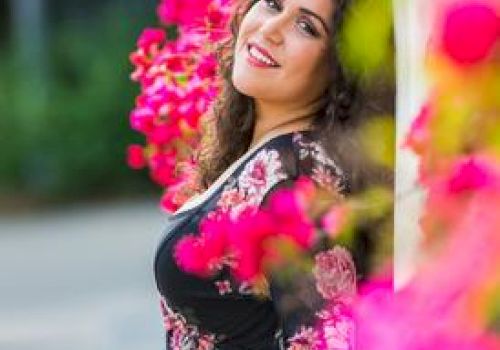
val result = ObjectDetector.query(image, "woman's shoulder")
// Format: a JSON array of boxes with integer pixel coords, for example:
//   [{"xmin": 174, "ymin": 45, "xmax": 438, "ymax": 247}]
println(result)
[
  {"xmin": 247, "ymin": 129, "xmax": 349, "ymax": 196},
  {"xmin": 290, "ymin": 131, "xmax": 350, "ymax": 195}
]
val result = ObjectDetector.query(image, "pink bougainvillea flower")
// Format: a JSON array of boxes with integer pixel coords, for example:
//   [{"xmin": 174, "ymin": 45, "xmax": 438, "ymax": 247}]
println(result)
[
  {"xmin": 126, "ymin": 144, "xmax": 146, "ymax": 170},
  {"xmin": 402, "ymin": 102, "xmax": 433, "ymax": 154},
  {"xmin": 441, "ymin": 2, "xmax": 500, "ymax": 65},
  {"xmin": 174, "ymin": 235, "xmax": 211, "ymax": 276},
  {"xmin": 160, "ymin": 181, "xmax": 197, "ymax": 213},
  {"xmin": 157, "ymin": 0, "xmax": 214, "ymax": 28},
  {"xmin": 156, "ymin": 0, "xmax": 183, "ymax": 25},
  {"xmin": 174, "ymin": 213, "xmax": 232, "ymax": 277},
  {"xmin": 147, "ymin": 123, "xmax": 182, "ymax": 146},
  {"xmin": 129, "ymin": 106, "xmax": 156, "ymax": 134},
  {"xmin": 160, "ymin": 188, "xmax": 180, "ymax": 213},
  {"xmin": 265, "ymin": 185, "xmax": 316, "ymax": 250},
  {"xmin": 197, "ymin": 213, "xmax": 233, "ymax": 270},
  {"xmin": 447, "ymin": 156, "xmax": 495, "ymax": 193},
  {"xmin": 130, "ymin": 28, "xmax": 167, "ymax": 83},
  {"xmin": 149, "ymin": 151, "xmax": 178, "ymax": 187},
  {"xmin": 321, "ymin": 205, "xmax": 350, "ymax": 239},
  {"xmin": 128, "ymin": 0, "xmax": 233, "ymax": 210},
  {"xmin": 195, "ymin": 54, "xmax": 218, "ymax": 79},
  {"xmin": 129, "ymin": 51, "xmax": 150, "ymax": 82},
  {"xmin": 137, "ymin": 28, "xmax": 166, "ymax": 51},
  {"xmin": 160, "ymin": 164, "xmax": 199, "ymax": 213},
  {"xmin": 294, "ymin": 175, "xmax": 317, "ymax": 204},
  {"xmin": 229, "ymin": 210, "xmax": 277, "ymax": 282}
]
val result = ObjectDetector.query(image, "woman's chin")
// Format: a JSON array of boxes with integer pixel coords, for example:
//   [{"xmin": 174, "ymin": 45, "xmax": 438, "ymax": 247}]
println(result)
[{"xmin": 231, "ymin": 73, "xmax": 259, "ymax": 97}]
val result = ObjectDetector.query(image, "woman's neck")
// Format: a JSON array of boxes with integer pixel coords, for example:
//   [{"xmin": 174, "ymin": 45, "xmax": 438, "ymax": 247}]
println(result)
[
  {"xmin": 250, "ymin": 117, "xmax": 313, "ymax": 148},
  {"xmin": 250, "ymin": 98, "xmax": 325, "ymax": 148}
]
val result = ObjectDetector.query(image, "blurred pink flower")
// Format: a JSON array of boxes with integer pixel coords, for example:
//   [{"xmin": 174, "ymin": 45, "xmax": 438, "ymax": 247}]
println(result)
[
  {"xmin": 198, "ymin": 214, "xmax": 232, "ymax": 270},
  {"xmin": 196, "ymin": 54, "xmax": 218, "ymax": 79},
  {"xmin": 157, "ymin": 0, "xmax": 214, "ymax": 27},
  {"xmin": 174, "ymin": 213, "xmax": 232, "ymax": 277},
  {"xmin": 403, "ymin": 102, "xmax": 432, "ymax": 155},
  {"xmin": 150, "ymin": 151, "xmax": 178, "ymax": 187},
  {"xmin": 137, "ymin": 28, "xmax": 166, "ymax": 51},
  {"xmin": 128, "ymin": 1, "xmax": 234, "ymax": 209},
  {"xmin": 129, "ymin": 106, "xmax": 156, "ymax": 134},
  {"xmin": 265, "ymin": 185, "xmax": 316, "ymax": 250},
  {"xmin": 160, "ymin": 163, "xmax": 200, "ymax": 213},
  {"xmin": 229, "ymin": 210, "xmax": 277, "ymax": 281},
  {"xmin": 174, "ymin": 235, "xmax": 211, "ymax": 276},
  {"xmin": 126, "ymin": 144, "xmax": 146, "ymax": 169},
  {"xmin": 321, "ymin": 205, "xmax": 350, "ymax": 239},
  {"xmin": 447, "ymin": 156, "xmax": 495, "ymax": 193},
  {"xmin": 160, "ymin": 189, "xmax": 180, "ymax": 213},
  {"xmin": 441, "ymin": 2, "xmax": 500, "ymax": 65},
  {"xmin": 147, "ymin": 123, "xmax": 181, "ymax": 146}
]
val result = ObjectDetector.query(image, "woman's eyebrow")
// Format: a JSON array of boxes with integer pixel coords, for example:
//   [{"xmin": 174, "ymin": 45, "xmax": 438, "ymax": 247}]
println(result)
[{"xmin": 299, "ymin": 7, "xmax": 330, "ymax": 35}]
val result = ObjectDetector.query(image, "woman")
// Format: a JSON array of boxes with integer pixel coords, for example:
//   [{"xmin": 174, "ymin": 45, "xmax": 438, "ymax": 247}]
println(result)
[{"xmin": 154, "ymin": 0, "xmax": 367, "ymax": 348}]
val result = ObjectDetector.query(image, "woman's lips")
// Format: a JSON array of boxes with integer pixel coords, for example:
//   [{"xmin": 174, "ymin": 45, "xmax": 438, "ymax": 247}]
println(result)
[{"xmin": 246, "ymin": 43, "xmax": 281, "ymax": 68}]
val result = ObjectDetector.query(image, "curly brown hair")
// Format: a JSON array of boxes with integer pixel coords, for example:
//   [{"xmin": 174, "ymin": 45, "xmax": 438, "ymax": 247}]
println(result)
[{"xmin": 196, "ymin": 0, "xmax": 391, "ymax": 193}]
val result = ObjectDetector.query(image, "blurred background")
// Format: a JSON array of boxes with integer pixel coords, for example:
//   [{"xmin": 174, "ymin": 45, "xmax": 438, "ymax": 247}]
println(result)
[{"xmin": 0, "ymin": 0, "xmax": 167, "ymax": 349}]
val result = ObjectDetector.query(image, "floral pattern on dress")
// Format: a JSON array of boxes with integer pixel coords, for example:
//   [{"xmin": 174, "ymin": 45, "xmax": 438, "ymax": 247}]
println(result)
[
  {"xmin": 214, "ymin": 279, "xmax": 233, "ymax": 295},
  {"xmin": 164, "ymin": 132, "xmax": 356, "ymax": 349},
  {"xmin": 285, "ymin": 246, "xmax": 356, "ymax": 350},
  {"xmin": 285, "ymin": 304, "xmax": 355, "ymax": 350},
  {"xmin": 239, "ymin": 148, "xmax": 288, "ymax": 199},
  {"xmin": 292, "ymin": 133, "xmax": 347, "ymax": 195},
  {"xmin": 159, "ymin": 296, "xmax": 225, "ymax": 350},
  {"xmin": 312, "ymin": 246, "xmax": 357, "ymax": 301},
  {"xmin": 216, "ymin": 148, "xmax": 288, "ymax": 220},
  {"xmin": 316, "ymin": 304, "xmax": 355, "ymax": 350},
  {"xmin": 287, "ymin": 326, "xmax": 320, "ymax": 349}
]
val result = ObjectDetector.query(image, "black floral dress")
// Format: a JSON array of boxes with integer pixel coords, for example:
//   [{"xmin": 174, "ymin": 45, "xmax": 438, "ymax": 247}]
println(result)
[{"xmin": 153, "ymin": 130, "xmax": 357, "ymax": 350}]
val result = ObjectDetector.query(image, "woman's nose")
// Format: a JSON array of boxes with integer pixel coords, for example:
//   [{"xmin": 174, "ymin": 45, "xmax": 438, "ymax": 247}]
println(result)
[{"xmin": 260, "ymin": 15, "xmax": 286, "ymax": 45}]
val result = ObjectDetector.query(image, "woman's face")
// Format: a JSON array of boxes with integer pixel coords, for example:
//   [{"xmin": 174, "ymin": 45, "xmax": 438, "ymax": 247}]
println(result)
[{"xmin": 232, "ymin": 0, "xmax": 334, "ymax": 106}]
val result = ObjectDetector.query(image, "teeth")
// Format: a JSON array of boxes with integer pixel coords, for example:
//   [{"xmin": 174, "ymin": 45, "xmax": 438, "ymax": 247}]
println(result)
[{"xmin": 249, "ymin": 45, "xmax": 275, "ymax": 66}]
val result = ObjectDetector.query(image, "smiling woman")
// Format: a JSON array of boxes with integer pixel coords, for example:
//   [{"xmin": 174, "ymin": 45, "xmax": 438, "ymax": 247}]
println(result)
[
  {"xmin": 198, "ymin": 0, "xmax": 358, "ymax": 189},
  {"xmin": 152, "ymin": 0, "xmax": 386, "ymax": 349},
  {"xmin": 231, "ymin": 0, "xmax": 334, "ymax": 136}
]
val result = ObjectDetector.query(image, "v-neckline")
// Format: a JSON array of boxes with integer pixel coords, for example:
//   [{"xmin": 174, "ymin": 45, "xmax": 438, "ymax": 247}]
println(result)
[{"xmin": 171, "ymin": 129, "xmax": 312, "ymax": 216}]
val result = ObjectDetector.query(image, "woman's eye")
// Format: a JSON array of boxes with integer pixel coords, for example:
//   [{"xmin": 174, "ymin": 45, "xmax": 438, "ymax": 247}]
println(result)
[
  {"xmin": 298, "ymin": 20, "xmax": 318, "ymax": 37},
  {"xmin": 263, "ymin": 0, "xmax": 281, "ymax": 11},
  {"xmin": 261, "ymin": 0, "xmax": 319, "ymax": 38}
]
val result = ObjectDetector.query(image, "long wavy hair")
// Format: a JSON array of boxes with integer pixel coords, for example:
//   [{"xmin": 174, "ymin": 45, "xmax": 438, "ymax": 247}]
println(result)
[{"xmin": 195, "ymin": 0, "xmax": 394, "ymax": 281}]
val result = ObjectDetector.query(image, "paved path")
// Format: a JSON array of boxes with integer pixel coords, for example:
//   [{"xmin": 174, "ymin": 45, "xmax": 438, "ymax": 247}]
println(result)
[{"xmin": 0, "ymin": 199, "xmax": 168, "ymax": 350}]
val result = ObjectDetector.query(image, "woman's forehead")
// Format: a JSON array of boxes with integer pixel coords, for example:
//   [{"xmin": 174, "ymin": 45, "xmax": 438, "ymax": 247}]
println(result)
[{"xmin": 281, "ymin": 0, "xmax": 334, "ymax": 13}]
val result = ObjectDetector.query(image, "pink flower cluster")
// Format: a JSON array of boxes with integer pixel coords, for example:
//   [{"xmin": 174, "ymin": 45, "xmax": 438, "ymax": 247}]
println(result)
[
  {"xmin": 353, "ymin": 1, "xmax": 500, "ymax": 348},
  {"xmin": 174, "ymin": 176, "xmax": 320, "ymax": 283},
  {"xmin": 158, "ymin": 0, "xmax": 233, "ymax": 41},
  {"xmin": 127, "ymin": 0, "xmax": 233, "ymax": 212}
]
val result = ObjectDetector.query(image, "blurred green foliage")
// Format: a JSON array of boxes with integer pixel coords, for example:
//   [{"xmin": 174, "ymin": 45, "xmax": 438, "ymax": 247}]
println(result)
[
  {"xmin": 0, "ymin": 3, "xmax": 158, "ymax": 203},
  {"xmin": 339, "ymin": 0, "xmax": 394, "ymax": 81}
]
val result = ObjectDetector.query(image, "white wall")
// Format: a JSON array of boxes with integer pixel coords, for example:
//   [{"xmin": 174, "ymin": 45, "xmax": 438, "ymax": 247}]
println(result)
[{"xmin": 393, "ymin": 0, "xmax": 431, "ymax": 289}]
